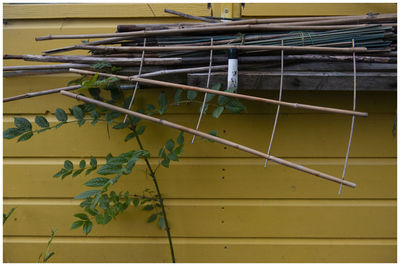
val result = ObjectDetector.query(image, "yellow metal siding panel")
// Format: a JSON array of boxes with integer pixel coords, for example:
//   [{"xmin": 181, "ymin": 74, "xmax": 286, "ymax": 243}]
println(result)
[
  {"xmin": 3, "ymin": 158, "xmax": 396, "ymax": 199},
  {"xmin": 3, "ymin": 3, "xmax": 397, "ymax": 263},
  {"xmin": 3, "ymin": 3, "xmax": 211, "ymax": 19},
  {"xmin": 4, "ymin": 237, "xmax": 396, "ymax": 263},
  {"xmin": 242, "ymin": 3, "xmax": 397, "ymax": 17}
]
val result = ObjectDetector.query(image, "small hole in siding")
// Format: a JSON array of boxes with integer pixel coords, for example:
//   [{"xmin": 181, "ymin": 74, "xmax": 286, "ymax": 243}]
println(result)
[
  {"xmin": 222, "ymin": 176, "xmax": 225, "ymax": 180},
  {"xmin": 221, "ymin": 220, "xmax": 224, "ymax": 224},
  {"xmin": 224, "ymin": 146, "xmax": 227, "ymax": 150}
]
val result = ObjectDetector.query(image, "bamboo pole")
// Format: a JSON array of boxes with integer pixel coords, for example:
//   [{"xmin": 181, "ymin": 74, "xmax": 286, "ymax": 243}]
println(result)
[
  {"xmin": 3, "ymin": 85, "xmax": 81, "ymax": 103},
  {"xmin": 3, "ymin": 54, "xmax": 182, "ymax": 66},
  {"xmin": 74, "ymin": 44, "xmax": 368, "ymax": 53},
  {"xmin": 69, "ymin": 68, "xmax": 368, "ymax": 117},
  {"xmin": 164, "ymin": 8, "xmax": 220, "ymax": 23},
  {"xmin": 115, "ymin": 13, "xmax": 396, "ymax": 31},
  {"xmin": 35, "ymin": 24, "xmax": 374, "ymax": 41},
  {"xmin": 3, "ymin": 63, "xmax": 91, "ymax": 71},
  {"xmin": 60, "ymin": 90, "xmax": 356, "ymax": 188}
]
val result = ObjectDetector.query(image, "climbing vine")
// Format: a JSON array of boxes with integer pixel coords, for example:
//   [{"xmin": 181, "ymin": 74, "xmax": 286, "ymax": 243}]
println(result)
[{"xmin": 3, "ymin": 63, "xmax": 246, "ymax": 262}]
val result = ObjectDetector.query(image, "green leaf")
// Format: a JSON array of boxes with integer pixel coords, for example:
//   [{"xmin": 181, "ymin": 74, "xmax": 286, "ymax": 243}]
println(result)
[
  {"xmin": 53, "ymin": 168, "xmax": 67, "ymax": 178},
  {"xmin": 79, "ymin": 160, "xmax": 86, "ymax": 169},
  {"xmin": 91, "ymin": 62, "xmax": 112, "ymax": 70},
  {"xmin": 161, "ymin": 158, "xmax": 170, "ymax": 168},
  {"xmin": 147, "ymin": 213, "xmax": 158, "ymax": 223},
  {"xmin": 218, "ymin": 95, "xmax": 230, "ymax": 106},
  {"xmin": 85, "ymin": 168, "xmax": 95, "ymax": 176},
  {"xmin": 158, "ymin": 216, "xmax": 166, "ymax": 230},
  {"xmin": 105, "ymin": 153, "xmax": 113, "ymax": 162},
  {"xmin": 44, "ymin": 252, "xmax": 55, "ymax": 262},
  {"xmin": 55, "ymin": 108, "xmax": 68, "ymax": 122},
  {"xmin": 124, "ymin": 132, "xmax": 136, "ymax": 142},
  {"xmin": 212, "ymin": 106, "xmax": 224, "ymax": 118},
  {"xmin": 90, "ymin": 156, "xmax": 97, "ymax": 169},
  {"xmin": 14, "ymin": 117, "xmax": 32, "ymax": 131},
  {"xmin": 167, "ymin": 152, "xmax": 178, "ymax": 161},
  {"xmin": 206, "ymin": 83, "xmax": 222, "ymax": 102},
  {"xmin": 61, "ymin": 170, "xmax": 73, "ymax": 180},
  {"xmin": 136, "ymin": 125, "xmax": 146, "ymax": 135},
  {"xmin": 17, "ymin": 131, "xmax": 33, "ymax": 142},
  {"xmin": 77, "ymin": 119, "xmax": 86, "ymax": 127},
  {"xmin": 158, "ymin": 92, "xmax": 168, "ymax": 115},
  {"xmin": 174, "ymin": 89, "xmax": 183, "ymax": 104},
  {"xmin": 35, "ymin": 116, "xmax": 49, "ymax": 128},
  {"xmin": 72, "ymin": 106, "xmax": 84, "ymax": 120},
  {"xmin": 74, "ymin": 190, "xmax": 100, "ymax": 199},
  {"xmin": 209, "ymin": 130, "xmax": 218, "ymax": 137},
  {"xmin": 165, "ymin": 139, "xmax": 175, "ymax": 152},
  {"xmin": 113, "ymin": 122, "xmax": 129, "ymax": 130},
  {"xmin": 84, "ymin": 177, "xmax": 110, "ymax": 187},
  {"xmin": 83, "ymin": 220, "xmax": 93, "ymax": 235},
  {"xmin": 95, "ymin": 214, "xmax": 104, "ymax": 224},
  {"xmin": 174, "ymin": 145, "xmax": 184, "ymax": 155},
  {"xmin": 3, "ymin": 128, "xmax": 23, "ymax": 139},
  {"xmin": 70, "ymin": 220, "xmax": 85, "ymax": 229},
  {"xmin": 54, "ymin": 122, "xmax": 65, "ymax": 129},
  {"xmin": 64, "ymin": 160, "xmax": 73, "ymax": 170},
  {"xmin": 97, "ymin": 164, "xmax": 122, "ymax": 175},
  {"xmin": 105, "ymin": 111, "xmax": 121, "ymax": 124},
  {"xmin": 177, "ymin": 131, "xmax": 184, "ymax": 145},
  {"xmin": 74, "ymin": 213, "xmax": 89, "ymax": 220},
  {"xmin": 225, "ymin": 99, "xmax": 246, "ymax": 114},
  {"xmin": 72, "ymin": 169, "xmax": 84, "ymax": 178},
  {"xmin": 187, "ymin": 90, "xmax": 197, "ymax": 101},
  {"xmin": 142, "ymin": 204, "xmax": 154, "ymax": 211}
]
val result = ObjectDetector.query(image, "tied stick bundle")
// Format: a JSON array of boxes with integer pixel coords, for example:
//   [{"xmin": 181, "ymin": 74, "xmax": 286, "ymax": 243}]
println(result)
[{"xmin": 3, "ymin": 12, "xmax": 397, "ymax": 77}]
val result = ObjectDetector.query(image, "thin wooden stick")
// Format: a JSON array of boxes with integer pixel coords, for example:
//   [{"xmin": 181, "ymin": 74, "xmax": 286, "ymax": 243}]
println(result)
[
  {"xmin": 265, "ymin": 40, "xmax": 285, "ymax": 167},
  {"xmin": 3, "ymin": 85, "xmax": 81, "ymax": 103},
  {"xmin": 338, "ymin": 39, "xmax": 358, "ymax": 195},
  {"xmin": 136, "ymin": 65, "xmax": 228, "ymax": 78},
  {"xmin": 35, "ymin": 24, "xmax": 374, "ymax": 41},
  {"xmin": 164, "ymin": 8, "xmax": 220, "ymax": 23},
  {"xmin": 3, "ymin": 63, "xmax": 90, "ymax": 71},
  {"xmin": 192, "ymin": 38, "xmax": 214, "ymax": 143},
  {"xmin": 3, "ymin": 54, "xmax": 182, "ymax": 66},
  {"xmin": 60, "ymin": 90, "xmax": 356, "ymax": 188},
  {"xmin": 123, "ymin": 38, "xmax": 146, "ymax": 123},
  {"xmin": 74, "ymin": 44, "xmax": 368, "ymax": 53},
  {"xmin": 69, "ymin": 68, "xmax": 369, "ymax": 117}
]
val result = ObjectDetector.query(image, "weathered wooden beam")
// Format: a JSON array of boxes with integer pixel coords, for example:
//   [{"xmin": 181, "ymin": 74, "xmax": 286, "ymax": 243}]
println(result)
[{"xmin": 187, "ymin": 71, "xmax": 397, "ymax": 91}]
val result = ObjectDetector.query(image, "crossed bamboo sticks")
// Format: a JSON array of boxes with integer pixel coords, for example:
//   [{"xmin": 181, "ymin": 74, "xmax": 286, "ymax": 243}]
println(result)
[
  {"xmin": 60, "ymin": 90, "xmax": 356, "ymax": 189},
  {"xmin": 69, "ymin": 68, "xmax": 368, "ymax": 117}
]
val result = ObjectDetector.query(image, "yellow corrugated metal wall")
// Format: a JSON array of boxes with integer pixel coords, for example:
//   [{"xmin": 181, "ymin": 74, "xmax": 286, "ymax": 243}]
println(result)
[{"xmin": 3, "ymin": 3, "xmax": 397, "ymax": 263}]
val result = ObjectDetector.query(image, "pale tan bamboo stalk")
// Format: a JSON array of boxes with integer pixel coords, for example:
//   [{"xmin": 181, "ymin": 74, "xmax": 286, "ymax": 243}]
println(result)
[
  {"xmin": 60, "ymin": 90, "xmax": 356, "ymax": 188},
  {"xmin": 3, "ymin": 63, "xmax": 91, "ymax": 71},
  {"xmin": 35, "ymin": 24, "xmax": 372, "ymax": 41},
  {"xmin": 338, "ymin": 39, "xmax": 358, "ymax": 195},
  {"xmin": 3, "ymin": 85, "xmax": 81, "ymax": 103},
  {"xmin": 123, "ymin": 38, "xmax": 146, "ymax": 123},
  {"xmin": 136, "ymin": 65, "xmax": 228, "ymax": 78},
  {"xmin": 265, "ymin": 40, "xmax": 285, "ymax": 167},
  {"xmin": 74, "ymin": 44, "xmax": 368, "ymax": 53},
  {"xmin": 192, "ymin": 37, "xmax": 214, "ymax": 143},
  {"xmin": 69, "ymin": 68, "xmax": 369, "ymax": 117},
  {"xmin": 211, "ymin": 13, "xmax": 397, "ymax": 26}
]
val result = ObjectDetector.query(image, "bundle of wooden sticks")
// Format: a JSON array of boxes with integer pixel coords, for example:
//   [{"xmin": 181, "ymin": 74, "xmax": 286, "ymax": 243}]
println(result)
[{"xmin": 3, "ymin": 11, "xmax": 397, "ymax": 82}]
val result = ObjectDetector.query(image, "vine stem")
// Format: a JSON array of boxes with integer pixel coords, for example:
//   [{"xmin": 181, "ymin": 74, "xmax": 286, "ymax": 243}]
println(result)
[{"xmin": 132, "ymin": 127, "xmax": 176, "ymax": 263}]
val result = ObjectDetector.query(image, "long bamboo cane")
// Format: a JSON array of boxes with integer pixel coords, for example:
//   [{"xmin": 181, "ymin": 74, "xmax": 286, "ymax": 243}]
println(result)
[
  {"xmin": 3, "ymin": 85, "xmax": 81, "ymax": 103},
  {"xmin": 74, "ymin": 44, "xmax": 368, "ymax": 53},
  {"xmin": 69, "ymin": 68, "xmax": 368, "ymax": 117},
  {"xmin": 35, "ymin": 24, "xmax": 374, "ymax": 41},
  {"xmin": 60, "ymin": 90, "xmax": 356, "ymax": 188}
]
